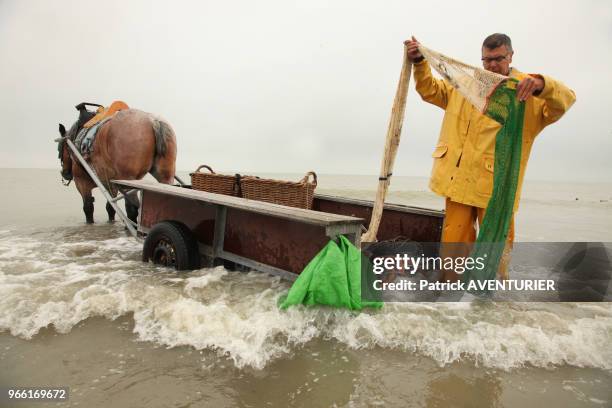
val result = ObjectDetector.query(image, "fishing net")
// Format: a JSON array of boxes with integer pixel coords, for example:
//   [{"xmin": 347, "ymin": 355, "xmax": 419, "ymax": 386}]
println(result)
[
  {"xmin": 279, "ymin": 235, "xmax": 383, "ymax": 311},
  {"xmin": 418, "ymin": 46, "xmax": 508, "ymax": 113},
  {"xmin": 419, "ymin": 45, "xmax": 526, "ymax": 287}
]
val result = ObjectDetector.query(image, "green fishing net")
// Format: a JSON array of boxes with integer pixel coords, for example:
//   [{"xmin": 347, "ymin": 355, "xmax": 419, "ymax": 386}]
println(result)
[
  {"xmin": 463, "ymin": 79, "xmax": 525, "ymax": 286},
  {"xmin": 279, "ymin": 235, "xmax": 383, "ymax": 310}
]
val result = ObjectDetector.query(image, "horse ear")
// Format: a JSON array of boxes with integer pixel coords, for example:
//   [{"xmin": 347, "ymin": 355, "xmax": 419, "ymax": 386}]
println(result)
[{"xmin": 59, "ymin": 123, "xmax": 66, "ymax": 136}]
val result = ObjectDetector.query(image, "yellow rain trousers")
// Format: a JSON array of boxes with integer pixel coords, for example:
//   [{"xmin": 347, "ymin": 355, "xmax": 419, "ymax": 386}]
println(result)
[{"xmin": 441, "ymin": 198, "xmax": 514, "ymax": 281}]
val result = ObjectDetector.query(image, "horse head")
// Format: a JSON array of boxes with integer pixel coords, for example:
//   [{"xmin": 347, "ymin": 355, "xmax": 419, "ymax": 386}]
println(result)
[
  {"xmin": 57, "ymin": 123, "xmax": 74, "ymax": 183},
  {"xmin": 56, "ymin": 103, "xmax": 104, "ymax": 184}
]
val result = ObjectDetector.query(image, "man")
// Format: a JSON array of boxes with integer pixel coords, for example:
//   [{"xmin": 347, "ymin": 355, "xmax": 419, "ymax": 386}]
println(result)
[{"xmin": 404, "ymin": 33, "xmax": 576, "ymax": 280}]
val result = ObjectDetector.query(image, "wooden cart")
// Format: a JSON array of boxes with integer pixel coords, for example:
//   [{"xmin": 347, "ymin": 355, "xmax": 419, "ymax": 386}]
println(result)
[{"xmin": 112, "ymin": 180, "xmax": 444, "ymax": 280}]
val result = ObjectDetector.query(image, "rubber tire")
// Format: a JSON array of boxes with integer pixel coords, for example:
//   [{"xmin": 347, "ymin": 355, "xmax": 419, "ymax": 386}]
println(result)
[
  {"xmin": 142, "ymin": 221, "xmax": 200, "ymax": 271},
  {"xmin": 169, "ymin": 221, "xmax": 201, "ymax": 270}
]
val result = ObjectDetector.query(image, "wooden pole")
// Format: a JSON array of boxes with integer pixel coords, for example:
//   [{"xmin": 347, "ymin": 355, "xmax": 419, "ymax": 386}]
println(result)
[
  {"xmin": 66, "ymin": 139, "xmax": 139, "ymax": 238},
  {"xmin": 361, "ymin": 46, "xmax": 412, "ymax": 243}
]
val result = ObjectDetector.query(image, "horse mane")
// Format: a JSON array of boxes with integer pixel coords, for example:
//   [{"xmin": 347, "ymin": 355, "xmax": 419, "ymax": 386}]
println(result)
[
  {"xmin": 66, "ymin": 122, "xmax": 79, "ymax": 140},
  {"xmin": 64, "ymin": 108, "xmax": 97, "ymax": 141}
]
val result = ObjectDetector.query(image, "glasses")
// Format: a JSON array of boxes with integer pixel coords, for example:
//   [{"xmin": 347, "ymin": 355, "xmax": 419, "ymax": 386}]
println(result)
[{"xmin": 481, "ymin": 54, "xmax": 509, "ymax": 64}]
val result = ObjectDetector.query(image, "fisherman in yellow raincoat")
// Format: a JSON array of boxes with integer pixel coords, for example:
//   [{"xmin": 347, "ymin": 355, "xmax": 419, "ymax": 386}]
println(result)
[{"xmin": 404, "ymin": 33, "xmax": 576, "ymax": 281}]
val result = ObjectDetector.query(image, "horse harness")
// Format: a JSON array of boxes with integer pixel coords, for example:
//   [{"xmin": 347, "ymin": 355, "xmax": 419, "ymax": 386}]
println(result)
[
  {"xmin": 74, "ymin": 117, "xmax": 112, "ymax": 158},
  {"xmin": 58, "ymin": 103, "xmax": 105, "ymax": 186}
]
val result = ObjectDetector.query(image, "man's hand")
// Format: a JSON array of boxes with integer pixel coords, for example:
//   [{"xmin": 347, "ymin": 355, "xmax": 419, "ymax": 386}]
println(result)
[
  {"xmin": 403, "ymin": 36, "xmax": 423, "ymax": 62},
  {"xmin": 516, "ymin": 75, "xmax": 545, "ymax": 102}
]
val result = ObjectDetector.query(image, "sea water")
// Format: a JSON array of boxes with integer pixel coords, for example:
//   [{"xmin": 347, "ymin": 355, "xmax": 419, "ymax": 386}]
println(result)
[{"xmin": 1, "ymin": 169, "xmax": 611, "ymax": 407}]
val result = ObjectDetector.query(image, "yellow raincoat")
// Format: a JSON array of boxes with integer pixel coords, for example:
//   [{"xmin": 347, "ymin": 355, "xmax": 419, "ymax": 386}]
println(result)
[{"xmin": 413, "ymin": 60, "xmax": 576, "ymax": 211}]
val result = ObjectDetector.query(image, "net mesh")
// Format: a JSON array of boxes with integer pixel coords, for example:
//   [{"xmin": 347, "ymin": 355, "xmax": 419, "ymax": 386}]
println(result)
[
  {"xmin": 419, "ymin": 44, "xmax": 526, "ymax": 289},
  {"xmin": 419, "ymin": 45, "xmax": 507, "ymax": 113}
]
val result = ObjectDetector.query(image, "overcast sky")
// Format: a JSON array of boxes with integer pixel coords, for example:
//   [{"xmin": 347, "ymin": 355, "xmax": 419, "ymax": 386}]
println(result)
[{"xmin": 1, "ymin": 0, "xmax": 610, "ymax": 181}]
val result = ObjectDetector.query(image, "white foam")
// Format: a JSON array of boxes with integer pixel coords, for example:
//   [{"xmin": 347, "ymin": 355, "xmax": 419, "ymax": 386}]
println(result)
[
  {"xmin": 1, "ymin": 230, "xmax": 612, "ymax": 370},
  {"xmin": 183, "ymin": 267, "xmax": 228, "ymax": 296}
]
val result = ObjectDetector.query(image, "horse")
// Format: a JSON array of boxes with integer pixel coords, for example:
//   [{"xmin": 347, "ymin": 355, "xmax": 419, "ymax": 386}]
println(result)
[{"xmin": 56, "ymin": 105, "xmax": 177, "ymax": 224}]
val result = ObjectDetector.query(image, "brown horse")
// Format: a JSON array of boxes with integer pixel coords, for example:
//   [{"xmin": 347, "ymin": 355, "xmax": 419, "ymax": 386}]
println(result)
[{"xmin": 57, "ymin": 108, "xmax": 177, "ymax": 224}]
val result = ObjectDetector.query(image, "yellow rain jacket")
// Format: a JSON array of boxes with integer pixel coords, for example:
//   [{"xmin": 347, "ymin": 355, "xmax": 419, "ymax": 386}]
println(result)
[{"xmin": 413, "ymin": 60, "xmax": 576, "ymax": 211}]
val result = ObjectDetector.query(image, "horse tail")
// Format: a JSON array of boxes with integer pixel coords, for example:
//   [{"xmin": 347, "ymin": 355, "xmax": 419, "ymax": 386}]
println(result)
[{"xmin": 150, "ymin": 117, "xmax": 174, "ymax": 158}]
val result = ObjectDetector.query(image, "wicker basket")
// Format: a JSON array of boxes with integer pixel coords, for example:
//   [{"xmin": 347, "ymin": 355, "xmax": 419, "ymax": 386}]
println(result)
[
  {"xmin": 241, "ymin": 171, "xmax": 317, "ymax": 209},
  {"xmin": 190, "ymin": 165, "xmax": 241, "ymax": 197}
]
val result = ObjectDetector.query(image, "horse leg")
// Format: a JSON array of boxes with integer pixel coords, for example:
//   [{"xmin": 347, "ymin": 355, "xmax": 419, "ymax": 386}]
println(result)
[
  {"xmin": 125, "ymin": 201, "xmax": 138, "ymax": 224},
  {"xmin": 83, "ymin": 196, "xmax": 95, "ymax": 224},
  {"xmin": 74, "ymin": 177, "xmax": 95, "ymax": 224},
  {"xmin": 106, "ymin": 201, "xmax": 116, "ymax": 222},
  {"xmin": 124, "ymin": 191, "xmax": 140, "ymax": 224}
]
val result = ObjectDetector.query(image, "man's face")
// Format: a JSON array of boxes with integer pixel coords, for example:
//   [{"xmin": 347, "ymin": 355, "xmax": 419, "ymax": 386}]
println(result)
[{"xmin": 481, "ymin": 45, "xmax": 513, "ymax": 76}]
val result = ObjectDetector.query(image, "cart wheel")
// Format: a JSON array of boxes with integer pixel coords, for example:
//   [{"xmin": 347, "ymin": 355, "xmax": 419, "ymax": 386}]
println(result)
[{"xmin": 143, "ymin": 221, "xmax": 200, "ymax": 270}]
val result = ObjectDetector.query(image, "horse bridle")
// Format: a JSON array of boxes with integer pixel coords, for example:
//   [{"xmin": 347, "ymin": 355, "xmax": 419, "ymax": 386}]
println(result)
[
  {"xmin": 56, "ymin": 103, "xmax": 103, "ymax": 187},
  {"xmin": 55, "ymin": 136, "xmax": 73, "ymax": 186}
]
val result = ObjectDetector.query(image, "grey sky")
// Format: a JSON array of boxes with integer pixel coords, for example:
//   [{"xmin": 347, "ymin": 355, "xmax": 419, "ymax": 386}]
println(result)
[{"xmin": 1, "ymin": 0, "xmax": 610, "ymax": 181}]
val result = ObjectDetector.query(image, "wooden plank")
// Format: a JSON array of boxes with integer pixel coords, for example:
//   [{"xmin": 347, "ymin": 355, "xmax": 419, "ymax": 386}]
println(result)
[
  {"xmin": 219, "ymin": 250, "xmax": 298, "ymax": 282},
  {"xmin": 197, "ymin": 242, "xmax": 298, "ymax": 280},
  {"xmin": 315, "ymin": 194, "xmax": 444, "ymax": 218},
  {"xmin": 112, "ymin": 179, "xmax": 363, "ymax": 227}
]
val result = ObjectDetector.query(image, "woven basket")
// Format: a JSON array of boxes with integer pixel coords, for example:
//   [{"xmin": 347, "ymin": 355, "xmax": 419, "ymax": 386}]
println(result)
[
  {"xmin": 190, "ymin": 165, "xmax": 241, "ymax": 197},
  {"xmin": 241, "ymin": 171, "xmax": 317, "ymax": 209}
]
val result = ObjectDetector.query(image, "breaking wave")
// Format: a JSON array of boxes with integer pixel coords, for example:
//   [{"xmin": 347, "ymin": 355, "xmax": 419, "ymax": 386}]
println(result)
[{"xmin": 1, "ymin": 226, "xmax": 611, "ymax": 370}]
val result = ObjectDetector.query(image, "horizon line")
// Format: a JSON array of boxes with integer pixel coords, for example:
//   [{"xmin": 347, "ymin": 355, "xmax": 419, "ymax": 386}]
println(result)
[{"xmin": 1, "ymin": 167, "xmax": 611, "ymax": 184}]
